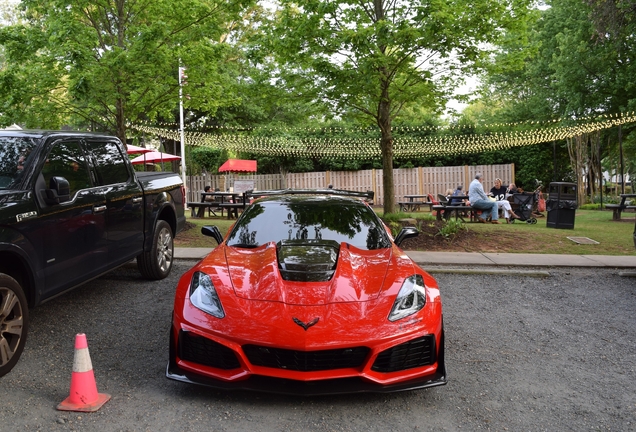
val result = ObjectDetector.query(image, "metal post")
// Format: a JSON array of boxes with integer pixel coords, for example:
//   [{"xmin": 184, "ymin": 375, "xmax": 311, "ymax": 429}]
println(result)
[
  {"xmin": 619, "ymin": 124, "xmax": 624, "ymax": 194},
  {"xmin": 179, "ymin": 65, "xmax": 187, "ymax": 194},
  {"xmin": 552, "ymin": 140, "xmax": 556, "ymax": 182}
]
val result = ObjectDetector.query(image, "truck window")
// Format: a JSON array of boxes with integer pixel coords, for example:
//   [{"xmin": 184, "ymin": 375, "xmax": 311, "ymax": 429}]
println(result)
[
  {"xmin": 0, "ymin": 137, "xmax": 38, "ymax": 189},
  {"xmin": 41, "ymin": 140, "xmax": 92, "ymax": 199},
  {"xmin": 85, "ymin": 140, "xmax": 130, "ymax": 185}
]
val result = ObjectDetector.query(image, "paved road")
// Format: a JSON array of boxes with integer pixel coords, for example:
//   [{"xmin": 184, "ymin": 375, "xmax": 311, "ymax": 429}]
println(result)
[{"xmin": 1, "ymin": 263, "xmax": 634, "ymax": 431}]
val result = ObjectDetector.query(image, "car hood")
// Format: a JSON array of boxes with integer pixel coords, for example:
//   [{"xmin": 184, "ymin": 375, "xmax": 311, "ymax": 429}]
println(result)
[{"xmin": 223, "ymin": 242, "xmax": 395, "ymax": 305}]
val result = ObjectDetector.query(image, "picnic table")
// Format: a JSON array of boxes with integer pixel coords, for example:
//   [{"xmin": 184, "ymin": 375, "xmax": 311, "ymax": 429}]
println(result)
[
  {"xmin": 605, "ymin": 193, "xmax": 636, "ymax": 220},
  {"xmin": 215, "ymin": 192, "xmax": 250, "ymax": 219},
  {"xmin": 431, "ymin": 195, "xmax": 475, "ymax": 222},
  {"xmin": 398, "ymin": 194, "xmax": 433, "ymax": 212},
  {"xmin": 189, "ymin": 192, "xmax": 240, "ymax": 218}
]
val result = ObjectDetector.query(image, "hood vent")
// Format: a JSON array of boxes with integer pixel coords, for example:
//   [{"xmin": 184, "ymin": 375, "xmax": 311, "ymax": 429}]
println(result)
[{"xmin": 277, "ymin": 240, "xmax": 340, "ymax": 282}]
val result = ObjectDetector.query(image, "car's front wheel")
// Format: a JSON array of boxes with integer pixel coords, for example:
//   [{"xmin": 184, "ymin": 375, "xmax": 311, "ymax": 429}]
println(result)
[
  {"xmin": 0, "ymin": 273, "xmax": 28, "ymax": 377},
  {"xmin": 137, "ymin": 220, "xmax": 174, "ymax": 280}
]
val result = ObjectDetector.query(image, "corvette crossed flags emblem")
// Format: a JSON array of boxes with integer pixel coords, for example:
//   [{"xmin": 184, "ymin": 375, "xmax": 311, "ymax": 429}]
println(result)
[{"xmin": 293, "ymin": 317, "xmax": 319, "ymax": 331}]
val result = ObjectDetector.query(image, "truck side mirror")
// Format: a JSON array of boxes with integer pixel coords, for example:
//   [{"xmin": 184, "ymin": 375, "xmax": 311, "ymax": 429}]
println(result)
[
  {"xmin": 201, "ymin": 226, "xmax": 224, "ymax": 245},
  {"xmin": 43, "ymin": 176, "xmax": 70, "ymax": 205}
]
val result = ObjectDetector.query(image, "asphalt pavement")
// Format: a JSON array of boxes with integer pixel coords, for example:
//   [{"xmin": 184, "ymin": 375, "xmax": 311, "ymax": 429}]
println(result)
[{"xmin": 175, "ymin": 247, "xmax": 636, "ymax": 269}]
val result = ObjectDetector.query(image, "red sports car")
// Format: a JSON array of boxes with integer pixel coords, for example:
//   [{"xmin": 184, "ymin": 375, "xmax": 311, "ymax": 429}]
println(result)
[{"xmin": 167, "ymin": 190, "xmax": 446, "ymax": 395}]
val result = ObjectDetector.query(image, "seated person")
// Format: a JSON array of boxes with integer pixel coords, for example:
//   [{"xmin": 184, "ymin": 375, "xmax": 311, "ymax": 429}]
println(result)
[
  {"xmin": 469, "ymin": 173, "xmax": 500, "ymax": 224},
  {"xmin": 450, "ymin": 185, "xmax": 467, "ymax": 205},
  {"xmin": 490, "ymin": 178, "xmax": 520, "ymax": 223},
  {"xmin": 506, "ymin": 183, "xmax": 518, "ymax": 196},
  {"xmin": 203, "ymin": 185, "xmax": 214, "ymax": 202}
]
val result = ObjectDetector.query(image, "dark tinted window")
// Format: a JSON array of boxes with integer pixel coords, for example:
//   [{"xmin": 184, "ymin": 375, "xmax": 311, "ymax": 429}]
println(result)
[
  {"xmin": 41, "ymin": 140, "xmax": 92, "ymax": 198},
  {"xmin": 0, "ymin": 137, "xmax": 38, "ymax": 189},
  {"xmin": 226, "ymin": 197, "xmax": 391, "ymax": 250},
  {"xmin": 85, "ymin": 140, "xmax": 130, "ymax": 185}
]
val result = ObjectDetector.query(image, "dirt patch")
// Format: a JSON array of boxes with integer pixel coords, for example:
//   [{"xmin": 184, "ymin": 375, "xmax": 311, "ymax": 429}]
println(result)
[{"xmin": 395, "ymin": 218, "xmax": 541, "ymax": 253}]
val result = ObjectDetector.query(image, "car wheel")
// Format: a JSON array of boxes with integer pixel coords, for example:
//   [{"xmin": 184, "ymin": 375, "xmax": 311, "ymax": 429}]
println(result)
[
  {"xmin": 137, "ymin": 220, "xmax": 174, "ymax": 280},
  {"xmin": 0, "ymin": 273, "xmax": 28, "ymax": 377}
]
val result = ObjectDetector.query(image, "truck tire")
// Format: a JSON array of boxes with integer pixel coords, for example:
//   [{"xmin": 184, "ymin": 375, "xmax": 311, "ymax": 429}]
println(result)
[
  {"xmin": 137, "ymin": 220, "xmax": 174, "ymax": 280},
  {"xmin": 0, "ymin": 273, "xmax": 28, "ymax": 377}
]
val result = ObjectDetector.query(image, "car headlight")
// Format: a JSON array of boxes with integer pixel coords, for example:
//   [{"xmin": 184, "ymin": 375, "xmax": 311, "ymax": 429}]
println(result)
[
  {"xmin": 388, "ymin": 274, "xmax": 427, "ymax": 322},
  {"xmin": 189, "ymin": 271, "xmax": 225, "ymax": 318}
]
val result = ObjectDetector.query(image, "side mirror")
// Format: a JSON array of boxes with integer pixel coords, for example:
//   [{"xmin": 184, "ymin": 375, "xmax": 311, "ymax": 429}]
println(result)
[
  {"xmin": 394, "ymin": 226, "xmax": 419, "ymax": 247},
  {"xmin": 201, "ymin": 226, "xmax": 224, "ymax": 245},
  {"xmin": 43, "ymin": 176, "xmax": 70, "ymax": 205}
]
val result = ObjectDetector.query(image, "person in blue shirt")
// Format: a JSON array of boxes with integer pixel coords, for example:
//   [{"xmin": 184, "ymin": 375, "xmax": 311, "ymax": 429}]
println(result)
[
  {"xmin": 450, "ymin": 185, "xmax": 466, "ymax": 205},
  {"xmin": 468, "ymin": 173, "xmax": 500, "ymax": 224}
]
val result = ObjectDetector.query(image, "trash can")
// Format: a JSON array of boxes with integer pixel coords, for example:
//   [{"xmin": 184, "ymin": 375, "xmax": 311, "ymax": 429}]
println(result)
[{"xmin": 546, "ymin": 182, "xmax": 577, "ymax": 229}]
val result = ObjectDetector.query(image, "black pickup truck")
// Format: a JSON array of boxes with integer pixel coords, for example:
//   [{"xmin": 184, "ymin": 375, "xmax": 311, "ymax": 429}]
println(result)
[{"xmin": 0, "ymin": 130, "xmax": 186, "ymax": 376}]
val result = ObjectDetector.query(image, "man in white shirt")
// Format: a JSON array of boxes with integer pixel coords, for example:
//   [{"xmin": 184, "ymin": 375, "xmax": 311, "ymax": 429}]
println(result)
[{"xmin": 468, "ymin": 173, "xmax": 500, "ymax": 224}]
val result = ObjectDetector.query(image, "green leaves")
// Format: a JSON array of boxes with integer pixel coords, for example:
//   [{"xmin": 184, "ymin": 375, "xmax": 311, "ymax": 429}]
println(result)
[{"xmin": 0, "ymin": 0, "xmax": 257, "ymax": 140}]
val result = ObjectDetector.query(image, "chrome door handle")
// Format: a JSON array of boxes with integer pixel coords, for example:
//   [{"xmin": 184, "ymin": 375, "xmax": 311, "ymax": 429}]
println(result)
[
  {"xmin": 132, "ymin": 197, "xmax": 143, "ymax": 203},
  {"xmin": 93, "ymin": 205, "xmax": 107, "ymax": 213}
]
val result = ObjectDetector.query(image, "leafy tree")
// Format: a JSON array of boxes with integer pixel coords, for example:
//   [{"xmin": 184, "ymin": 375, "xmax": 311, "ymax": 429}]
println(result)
[
  {"xmin": 263, "ymin": 0, "xmax": 533, "ymax": 214},
  {"xmin": 480, "ymin": 0, "xmax": 636, "ymax": 196},
  {"xmin": 0, "ymin": 0, "xmax": 254, "ymax": 142}
]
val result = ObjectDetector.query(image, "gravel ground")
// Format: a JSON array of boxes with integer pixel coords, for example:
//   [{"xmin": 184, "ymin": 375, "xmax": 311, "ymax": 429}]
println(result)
[{"xmin": 1, "ymin": 263, "xmax": 635, "ymax": 431}]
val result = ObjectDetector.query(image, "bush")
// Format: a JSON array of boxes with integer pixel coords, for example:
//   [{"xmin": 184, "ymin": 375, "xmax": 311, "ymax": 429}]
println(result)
[
  {"xmin": 579, "ymin": 203, "xmax": 601, "ymax": 210},
  {"xmin": 436, "ymin": 219, "xmax": 467, "ymax": 241}
]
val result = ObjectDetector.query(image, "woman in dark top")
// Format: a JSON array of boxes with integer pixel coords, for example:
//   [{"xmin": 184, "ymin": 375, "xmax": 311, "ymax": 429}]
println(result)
[
  {"xmin": 490, "ymin": 179, "xmax": 508, "ymax": 201},
  {"xmin": 490, "ymin": 178, "xmax": 520, "ymax": 223}
]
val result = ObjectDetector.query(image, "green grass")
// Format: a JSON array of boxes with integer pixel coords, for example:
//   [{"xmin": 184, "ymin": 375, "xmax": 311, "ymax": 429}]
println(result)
[
  {"xmin": 175, "ymin": 217, "xmax": 236, "ymax": 248},
  {"xmin": 373, "ymin": 208, "xmax": 636, "ymax": 255},
  {"xmin": 176, "ymin": 209, "xmax": 636, "ymax": 255}
]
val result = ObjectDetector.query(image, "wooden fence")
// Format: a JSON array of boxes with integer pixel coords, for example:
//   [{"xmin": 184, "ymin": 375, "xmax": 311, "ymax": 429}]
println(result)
[{"xmin": 186, "ymin": 164, "xmax": 515, "ymax": 206}]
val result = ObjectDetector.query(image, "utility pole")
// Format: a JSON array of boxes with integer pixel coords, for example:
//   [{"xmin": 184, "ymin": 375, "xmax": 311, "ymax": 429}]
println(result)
[{"xmin": 179, "ymin": 65, "xmax": 187, "ymax": 197}]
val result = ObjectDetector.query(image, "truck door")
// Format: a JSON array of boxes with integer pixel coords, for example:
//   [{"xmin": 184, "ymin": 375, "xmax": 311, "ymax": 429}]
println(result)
[
  {"xmin": 84, "ymin": 139, "xmax": 144, "ymax": 264},
  {"xmin": 33, "ymin": 139, "xmax": 108, "ymax": 295}
]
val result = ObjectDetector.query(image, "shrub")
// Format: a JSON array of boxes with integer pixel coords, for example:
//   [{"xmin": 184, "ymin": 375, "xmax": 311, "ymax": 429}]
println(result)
[
  {"xmin": 579, "ymin": 203, "xmax": 601, "ymax": 210},
  {"xmin": 436, "ymin": 219, "xmax": 466, "ymax": 241}
]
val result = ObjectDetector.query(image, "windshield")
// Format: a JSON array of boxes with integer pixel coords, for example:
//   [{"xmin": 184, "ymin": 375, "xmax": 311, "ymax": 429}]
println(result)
[
  {"xmin": 226, "ymin": 196, "xmax": 392, "ymax": 250},
  {"xmin": 0, "ymin": 137, "xmax": 39, "ymax": 189}
]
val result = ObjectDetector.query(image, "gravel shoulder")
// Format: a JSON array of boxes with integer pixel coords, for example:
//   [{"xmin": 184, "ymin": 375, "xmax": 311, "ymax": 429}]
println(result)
[{"xmin": 1, "ymin": 263, "xmax": 635, "ymax": 431}]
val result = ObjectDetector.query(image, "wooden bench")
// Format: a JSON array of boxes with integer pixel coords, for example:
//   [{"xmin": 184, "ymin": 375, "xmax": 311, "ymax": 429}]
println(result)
[
  {"xmin": 605, "ymin": 204, "xmax": 623, "ymax": 220},
  {"xmin": 218, "ymin": 202, "xmax": 247, "ymax": 219},
  {"xmin": 398, "ymin": 201, "xmax": 428, "ymax": 212},
  {"xmin": 188, "ymin": 202, "xmax": 219, "ymax": 218},
  {"xmin": 606, "ymin": 194, "xmax": 636, "ymax": 220},
  {"xmin": 432, "ymin": 205, "xmax": 476, "ymax": 222}
]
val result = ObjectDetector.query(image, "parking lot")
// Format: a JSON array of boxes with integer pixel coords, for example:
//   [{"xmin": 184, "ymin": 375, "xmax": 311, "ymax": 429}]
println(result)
[{"xmin": 1, "ymin": 262, "xmax": 635, "ymax": 431}]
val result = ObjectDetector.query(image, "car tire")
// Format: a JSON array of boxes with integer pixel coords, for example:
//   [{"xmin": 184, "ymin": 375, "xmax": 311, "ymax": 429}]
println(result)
[
  {"xmin": 0, "ymin": 273, "xmax": 29, "ymax": 377},
  {"xmin": 137, "ymin": 220, "xmax": 174, "ymax": 280}
]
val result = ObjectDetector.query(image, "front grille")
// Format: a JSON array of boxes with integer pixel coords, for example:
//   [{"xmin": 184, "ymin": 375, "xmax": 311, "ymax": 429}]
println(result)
[
  {"xmin": 371, "ymin": 335, "xmax": 436, "ymax": 373},
  {"xmin": 178, "ymin": 330, "xmax": 241, "ymax": 370},
  {"xmin": 243, "ymin": 345, "xmax": 370, "ymax": 371}
]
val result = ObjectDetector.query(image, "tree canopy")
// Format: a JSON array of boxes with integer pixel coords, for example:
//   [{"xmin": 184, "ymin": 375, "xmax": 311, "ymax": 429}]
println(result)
[
  {"xmin": 0, "ymin": 0, "xmax": 255, "ymax": 142},
  {"xmin": 256, "ymin": 0, "xmax": 534, "ymax": 213}
]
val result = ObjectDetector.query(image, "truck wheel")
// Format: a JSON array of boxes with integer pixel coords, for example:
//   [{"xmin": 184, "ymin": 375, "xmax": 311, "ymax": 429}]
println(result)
[
  {"xmin": 138, "ymin": 220, "xmax": 174, "ymax": 280},
  {"xmin": 0, "ymin": 274, "xmax": 28, "ymax": 377}
]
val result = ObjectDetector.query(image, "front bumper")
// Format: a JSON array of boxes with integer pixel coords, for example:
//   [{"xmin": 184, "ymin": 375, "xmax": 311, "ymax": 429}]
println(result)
[{"xmin": 166, "ymin": 327, "xmax": 447, "ymax": 396}]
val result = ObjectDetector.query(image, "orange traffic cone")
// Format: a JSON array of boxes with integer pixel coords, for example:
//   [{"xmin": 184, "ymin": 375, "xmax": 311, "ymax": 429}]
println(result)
[{"xmin": 57, "ymin": 333, "xmax": 111, "ymax": 412}]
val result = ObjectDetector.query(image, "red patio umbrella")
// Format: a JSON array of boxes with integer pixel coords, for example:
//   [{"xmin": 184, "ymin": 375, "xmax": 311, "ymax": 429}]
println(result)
[
  {"xmin": 126, "ymin": 144, "xmax": 152, "ymax": 155},
  {"xmin": 130, "ymin": 151, "xmax": 181, "ymax": 165},
  {"xmin": 218, "ymin": 159, "xmax": 257, "ymax": 173}
]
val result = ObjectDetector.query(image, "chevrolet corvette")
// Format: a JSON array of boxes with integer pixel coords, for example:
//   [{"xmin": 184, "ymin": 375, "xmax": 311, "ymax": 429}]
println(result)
[{"xmin": 167, "ymin": 189, "xmax": 446, "ymax": 395}]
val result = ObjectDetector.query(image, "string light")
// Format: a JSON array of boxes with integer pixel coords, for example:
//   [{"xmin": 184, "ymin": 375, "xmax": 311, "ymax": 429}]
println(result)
[{"xmin": 127, "ymin": 112, "xmax": 636, "ymax": 159}]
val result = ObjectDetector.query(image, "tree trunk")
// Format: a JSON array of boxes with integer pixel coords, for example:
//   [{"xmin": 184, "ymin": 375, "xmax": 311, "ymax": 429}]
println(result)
[
  {"xmin": 377, "ymin": 91, "xmax": 394, "ymax": 214},
  {"xmin": 116, "ymin": 97, "xmax": 126, "ymax": 143}
]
